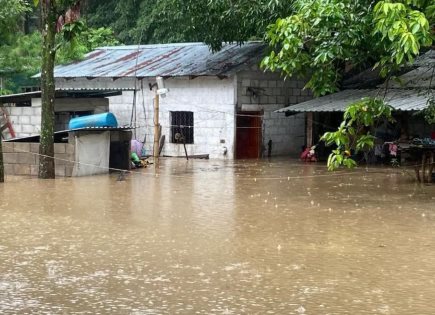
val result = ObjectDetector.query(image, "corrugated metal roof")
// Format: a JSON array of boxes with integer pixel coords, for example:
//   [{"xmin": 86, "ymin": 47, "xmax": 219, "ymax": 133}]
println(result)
[
  {"xmin": 45, "ymin": 42, "xmax": 265, "ymax": 79},
  {"xmin": 382, "ymin": 50, "xmax": 434, "ymax": 88},
  {"xmin": 276, "ymin": 89, "xmax": 432, "ymax": 113},
  {"xmin": 413, "ymin": 49, "xmax": 435, "ymax": 67},
  {"xmin": 387, "ymin": 66, "xmax": 434, "ymax": 88}
]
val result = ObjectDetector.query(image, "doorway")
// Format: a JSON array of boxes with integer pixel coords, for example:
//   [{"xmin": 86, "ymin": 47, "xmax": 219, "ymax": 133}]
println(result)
[{"xmin": 236, "ymin": 111, "xmax": 262, "ymax": 159}]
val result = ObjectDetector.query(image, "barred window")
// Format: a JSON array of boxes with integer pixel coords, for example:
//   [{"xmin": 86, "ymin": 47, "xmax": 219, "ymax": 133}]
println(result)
[{"xmin": 170, "ymin": 111, "xmax": 194, "ymax": 144}]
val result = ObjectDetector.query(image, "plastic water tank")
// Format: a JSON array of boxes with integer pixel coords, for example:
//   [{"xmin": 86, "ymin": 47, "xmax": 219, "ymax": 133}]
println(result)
[{"xmin": 68, "ymin": 112, "xmax": 118, "ymax": 130}]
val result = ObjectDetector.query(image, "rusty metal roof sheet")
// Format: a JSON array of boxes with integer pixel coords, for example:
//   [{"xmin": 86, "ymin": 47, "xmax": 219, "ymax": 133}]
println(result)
[
  {"xmin": 47, "ymin": 42, "xmax": 265, "ymax": 79},
  {"xmin": 276, "ymin": 89, "xmax": 432, "ymax": 113}
]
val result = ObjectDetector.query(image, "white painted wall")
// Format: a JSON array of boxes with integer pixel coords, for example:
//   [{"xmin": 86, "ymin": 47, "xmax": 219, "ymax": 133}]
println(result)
[
  {"xmin": 58, "ymin": 77, "xmax": 236, "ymax": 159},
  {"xmin": 155, "ymin": 77, "xmax": 235, "ymax": 159},
  {"xmin": 56, "ymin": 71, "xmax": 312, "ymax": 159},
  {"xmin": 236, "ymin": 67, "xmax": 313, "ymax": 157}
]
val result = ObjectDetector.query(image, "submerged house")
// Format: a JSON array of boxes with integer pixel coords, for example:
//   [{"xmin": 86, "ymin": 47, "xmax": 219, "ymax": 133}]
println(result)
[
  {"xmin": 1, "ymin": 41, "xmax": 316, "ymax": 177},
  {"xmin": 45, "ymin": 42, "xmax": 312, "ymax": 159}
]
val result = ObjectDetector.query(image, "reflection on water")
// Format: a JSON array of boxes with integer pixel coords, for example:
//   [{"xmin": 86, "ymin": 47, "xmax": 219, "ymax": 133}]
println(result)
[{"xmin": 0, "ymin": 159, "xmax": 434, "ymax": 314}]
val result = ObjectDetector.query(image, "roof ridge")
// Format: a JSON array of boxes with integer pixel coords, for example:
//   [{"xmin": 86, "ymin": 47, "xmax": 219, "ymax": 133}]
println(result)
[{"xmin": 97, "ymin": 41, "xmax": 264, "ymax": 50}]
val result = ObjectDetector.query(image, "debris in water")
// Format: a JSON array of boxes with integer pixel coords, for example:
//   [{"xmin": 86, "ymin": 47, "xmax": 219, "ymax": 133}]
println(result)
[{"xmin": 117, "ymin": 171, "xmax": 128, "ymax": 181}]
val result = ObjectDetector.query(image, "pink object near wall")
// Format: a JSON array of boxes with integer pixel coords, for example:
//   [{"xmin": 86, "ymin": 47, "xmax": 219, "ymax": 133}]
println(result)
[{"xmin": 131, "ymin": 140, "xmax": 143, "ymax": 156}]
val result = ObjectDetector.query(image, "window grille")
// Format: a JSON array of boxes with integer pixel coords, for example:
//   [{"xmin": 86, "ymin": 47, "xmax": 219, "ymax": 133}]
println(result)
[{"xmin": 170, "ymin": 111, "xmax": 194, "ymax": 144}]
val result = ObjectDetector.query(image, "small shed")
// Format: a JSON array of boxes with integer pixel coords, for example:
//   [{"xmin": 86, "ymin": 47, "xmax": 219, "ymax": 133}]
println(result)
[{"xmin": 3, "ymin": 127, "xmax": 132, "ymax": 177}]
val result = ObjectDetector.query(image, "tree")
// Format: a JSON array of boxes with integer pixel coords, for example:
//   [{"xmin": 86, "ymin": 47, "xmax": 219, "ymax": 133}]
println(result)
[
  {"xmin": 35, "ymin": 0, "xmax": 81, "ymax": 179},
  {"xmin": 321, "ymin": 98, "xmax": 394, "ymax": 170},
  {"xmin": 86, "ymin": 0, "xmax": 293, "ymax": 49},
  {"xmin": 34, "ymin": 1, "xmax": 119, "ymax": 179},
  {"xmin": 261, "ymin": 0, "xmax": 434, "ymax": 170},
  {"xmin": 0, "ymin": 0, "xmax": 32, "ymax": 95},
  {"xmin": 261, "ymin": 0, "xmax": 434, "ymax": 96},
  {"xmin": 0, "ymin": 0, "xmax": 29, "ymax": 183},
  {"xmin": 0, "ymin": 0, "xmax": 29, "ymax": 44}
]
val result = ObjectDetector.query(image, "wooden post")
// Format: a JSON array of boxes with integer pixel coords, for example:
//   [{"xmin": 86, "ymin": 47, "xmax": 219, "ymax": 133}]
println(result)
[
  {"xmin": 306, "ymin": 112, "xmax": 313, "ymax": 148},
  {"xmin": 153, "ymin": 93, "xmax": 160, "ymax": 162}
]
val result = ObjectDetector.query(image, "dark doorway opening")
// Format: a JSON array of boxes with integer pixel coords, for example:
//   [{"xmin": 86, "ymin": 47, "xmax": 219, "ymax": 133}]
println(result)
[{"xmin": 236, "ymin": 111, "xmax": 262, "ymax": 159}]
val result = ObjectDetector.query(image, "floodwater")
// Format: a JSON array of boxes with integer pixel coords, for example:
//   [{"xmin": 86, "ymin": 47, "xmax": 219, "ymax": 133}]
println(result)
[{"xmin": 0, "ymin": 159, "xmax": 434, "ymax": 315}]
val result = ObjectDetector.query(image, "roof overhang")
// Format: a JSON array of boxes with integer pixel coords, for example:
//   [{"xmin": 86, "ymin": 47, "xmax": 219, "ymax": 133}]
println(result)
[
  {"xmin": 276, "ymin": 89, "xmax": 433, "ymax": 113},
  {"xmin": 0, "ymin": 88, "xmax": 135, "ymax": 105},
  {"xmin": 5, "ymin": 126, "xmax": 134, "ymax": 142}
]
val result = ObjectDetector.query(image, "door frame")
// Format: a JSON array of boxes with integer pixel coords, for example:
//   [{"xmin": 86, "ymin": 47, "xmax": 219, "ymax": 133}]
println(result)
[{"xmin": 235, "ymin": 110, "xmax": 263, "ymax": 159}]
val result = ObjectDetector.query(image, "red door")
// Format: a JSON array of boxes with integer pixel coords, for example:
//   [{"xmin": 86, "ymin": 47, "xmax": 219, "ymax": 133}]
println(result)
[{"xmin": 236, "ymin": 111, "xmax": 262, "ymax": 159}]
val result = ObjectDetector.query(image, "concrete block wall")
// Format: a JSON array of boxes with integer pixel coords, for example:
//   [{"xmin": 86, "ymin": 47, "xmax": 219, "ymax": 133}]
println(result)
[
  {"xmin": 5, "ymin": 106, "xmax": 41, "ymax": 138},
  {"xmin": 31, "ymin": 97, "xmax": 109, "ymax": 113},
  {"xmin": 2, "ymin": 142, "xmax": 75, "ymax": 177},
  {"xmin": 236, "ymin": 68, "xmax": 312, "ymax": 157},
  {"xmin": 5, "ymin": 97, "xmax": 109, "ymax": 139}
]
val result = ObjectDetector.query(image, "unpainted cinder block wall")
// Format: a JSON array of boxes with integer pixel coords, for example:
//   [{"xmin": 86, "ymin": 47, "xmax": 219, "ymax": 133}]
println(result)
[
  {"xmin": 4, "ymin": 98, "xmax": 109, "ymax": 139},
  {"xmin": 236, "ymin": 66, "xmax": 313, "ymax": 157},
  {"xmin": 2, "ymin": 142, "xmax": 75, "ymax": 177}
]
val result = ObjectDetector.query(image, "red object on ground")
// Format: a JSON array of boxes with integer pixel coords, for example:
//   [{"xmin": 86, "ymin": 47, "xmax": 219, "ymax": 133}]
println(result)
[
  {"xmin": 300, "ymin": 147, "xmax": 317, "ymax": 162},
  {"xmin": 431, "ymin": 131, "xmax": 435, "ymax": 140}
]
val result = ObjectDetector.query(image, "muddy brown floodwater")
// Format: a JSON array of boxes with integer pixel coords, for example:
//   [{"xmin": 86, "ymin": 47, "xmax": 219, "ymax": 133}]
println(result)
[{"xmin": 0, "ymin": 159, "xmax": 434, "ymax": 314}]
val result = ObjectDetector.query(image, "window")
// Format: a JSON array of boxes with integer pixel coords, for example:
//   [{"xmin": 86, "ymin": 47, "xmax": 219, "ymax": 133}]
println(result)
[{"xmin": 170, "ymin": 111, "xmax": 194, "ymax": 144}]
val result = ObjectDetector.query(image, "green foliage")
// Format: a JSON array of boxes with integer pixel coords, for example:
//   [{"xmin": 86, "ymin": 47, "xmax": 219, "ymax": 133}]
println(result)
[
  {"xmin": 261, "ymin": 0, "xmax": 375, "ymax": 96},
  {"xmin": 261, "ymin": 0, "xmax": 434, "ymax": 96},
  {"xmin": 0, "ymin": 0, "xmax": 29, "ymax": 43},
  {"xmin": 373, "ymin": 0, "xmax": 433, "ymax": 75},
  {"xmin": 86, "ymin": 0, "xmax": 293, "ymax": 49},
  {"xmin": 0, "ymin": 32, "xmax": 42, "ymax": 75},
  {"xmin": 0, "ymin": 25, "xmax": 117, "ymax": 93},
  {"xmin": 421, "ymin": 97, "xmax": 435, "ymax": 124},
  {"xmin": 321, "ymin": 98, "xmax": 394, "ymax": 170},
  {"xmin": 56, "ymin": 23, "xmax": 120, "ymax": 64}
]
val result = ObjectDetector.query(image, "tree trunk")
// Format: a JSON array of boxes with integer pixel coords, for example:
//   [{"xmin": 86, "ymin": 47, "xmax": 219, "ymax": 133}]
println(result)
[
  {"xmin": 0, "ymin": 136, "xmax": 4, "ymax": 183},
  {"xmin": 38, "ymin": 1, "xmax": 57, "ymax": 179}
]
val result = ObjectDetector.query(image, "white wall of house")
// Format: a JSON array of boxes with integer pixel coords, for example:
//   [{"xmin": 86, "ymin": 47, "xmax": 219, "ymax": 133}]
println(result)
[
  {"xmin": 56, "ymin": 70, "xmax": 312, "ymax": 159},
  {"xmin": 236, "ymin": 67, "xmax": 313, "ymax": 156},
  {"xmin": 57, "ymin": 77, "xmax": 236, "ymax": 159}
]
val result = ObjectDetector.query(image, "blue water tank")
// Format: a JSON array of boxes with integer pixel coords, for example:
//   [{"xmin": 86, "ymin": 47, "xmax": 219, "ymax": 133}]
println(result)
[{"xmin": 68, "ymin": 112, "xmax": 118, "ymax": 130}]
